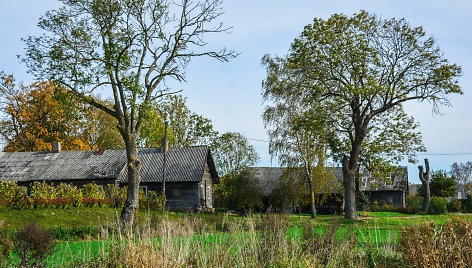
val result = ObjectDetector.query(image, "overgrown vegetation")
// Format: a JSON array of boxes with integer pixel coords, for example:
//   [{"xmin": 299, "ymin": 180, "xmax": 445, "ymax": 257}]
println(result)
[
  {"xmin": 1, "ymin": 211, "xmax": 472, "ymax": 266},
  {"xmin": 0, "ymin": 181, "xmax": 165, "ymax": 211}
]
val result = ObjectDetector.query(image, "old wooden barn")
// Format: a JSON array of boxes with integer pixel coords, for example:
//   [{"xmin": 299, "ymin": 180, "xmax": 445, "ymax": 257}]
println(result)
[
  {"xmin": 0, "ymin": 143, "xmax": 218, "ymax": 210},
  {"xmin": 249, "ymin": 166, "xmax": 408, "ymax": 212}
]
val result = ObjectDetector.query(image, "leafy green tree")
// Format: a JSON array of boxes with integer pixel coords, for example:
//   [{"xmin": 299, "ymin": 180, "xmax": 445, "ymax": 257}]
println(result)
[
  {"xmin": 266, "ymin": 11, "xmax": 461, "ymax": 220},
  {"xmin": 84, "ymin": 99, "xmax": 125, "ymax": 150},
  {"xmin": 418, "ymin": 170, "xmax": 457, "ymax": 198},
  {"xmin": 262, "ymin": 55, "xmax": 338, "ymax": 218},
  {"xmin": 21, "ymin": 0, "xmax": 235, "ymax": 225},
  {"xmin": 211, "ymin": 132, "xmax": 259, "ymax": 177},
  {"xmin": 268, "ymin": 168, "xmax": 311, "ymax": 213},
  {"xmin": 139, "ymin": 95, "xmax": 217, "ymax": 147},
  {"xmin": 214, "ymin": 169, "xmax": 264, "ymax": 213}
]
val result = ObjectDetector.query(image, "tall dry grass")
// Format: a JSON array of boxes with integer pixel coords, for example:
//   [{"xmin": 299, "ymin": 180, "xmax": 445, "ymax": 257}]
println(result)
[
  {"xmin": 74, "ymin": 214, "xmax": 374, "ymax": 267},
  {"xmin": 400, "ymin": 217, "xmax": 472, "ymax": 267}
]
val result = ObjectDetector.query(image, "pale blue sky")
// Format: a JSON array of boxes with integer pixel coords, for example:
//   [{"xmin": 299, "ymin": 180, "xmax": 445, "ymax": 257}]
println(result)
[{"xmin": 1, "ymin": 0, "xmax": 471, "ymax": 183}]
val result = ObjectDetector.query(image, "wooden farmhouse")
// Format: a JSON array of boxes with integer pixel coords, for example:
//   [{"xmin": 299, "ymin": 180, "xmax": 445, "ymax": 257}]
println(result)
[
  {"xmin": 249, "ymin": 166, "xmax": 408, "ymax": 212},
  {"xmin": 0, "ymin": 142, "xmax": 218, "ymax": 210}
]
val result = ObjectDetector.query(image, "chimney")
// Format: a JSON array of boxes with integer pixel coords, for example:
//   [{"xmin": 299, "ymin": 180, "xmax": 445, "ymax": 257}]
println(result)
[
  {"xmin": 52, "ymin": 142, "xmax": 61, "ymax": 153},
  {"xmin": 161, "ymin": 138, "xmax": 168, "ymax": 153}
]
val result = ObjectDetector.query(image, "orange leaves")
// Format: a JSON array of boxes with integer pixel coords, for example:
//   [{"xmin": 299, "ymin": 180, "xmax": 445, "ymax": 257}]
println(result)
[{"xmin": 0, "ymin": 73, "xmax": 91, "ymax": 152}]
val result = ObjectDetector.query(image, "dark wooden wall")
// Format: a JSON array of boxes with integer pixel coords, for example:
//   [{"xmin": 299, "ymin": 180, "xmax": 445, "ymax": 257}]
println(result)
[
  {"xmin": 197, "ymin": 163, "xmax": 214, "ymax": 209},
  {"xmin": 367, "ymin": 190, "xmax": 405, "ymax": 208}
]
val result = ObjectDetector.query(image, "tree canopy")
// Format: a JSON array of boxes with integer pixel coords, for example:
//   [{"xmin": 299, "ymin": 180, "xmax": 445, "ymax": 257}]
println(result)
[
  {"xmin": 139, "ymin": 95, "xmax": 216, "ymax": 148},
  {"xmin": 21, "ymin": 0, "xmax": 235, "ymax": 225},
  {"xmin": 0, "ymin": 72, "xmax": 91, "ymax": 151},
  {"xmin": 264, "ymin": 10, "xmax": 462, "ymax": 220},
  {"xmin": 211, "ymin": 132, "xmax": 259, "ymax": 178},
  {"xmin": 262, "ymin": 55, "xmax": 337, "ymax": 218},
  {"xmin": 418, "ymin": 170, "xmax": 457, "ymax": 198}
]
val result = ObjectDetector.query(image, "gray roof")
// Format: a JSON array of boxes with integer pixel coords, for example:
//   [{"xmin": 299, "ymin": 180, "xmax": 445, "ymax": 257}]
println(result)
[
  {"xmin": 119, "ymin": 146, "xmax": 218, "ymax": 183},
  {"xmin": 248, "ymin": 167, "xmax": 284, "ymax": 196},
  {"xmin": 0, "ymin": 150, "xmax": 126, "ymax": 182},
  {"xmin": 0, "ymin": 146, "xmax": 217, "ymax": 184},
  {"xmin": 249, "ymin": 166, "xmax": 408, "ymax": 196}
]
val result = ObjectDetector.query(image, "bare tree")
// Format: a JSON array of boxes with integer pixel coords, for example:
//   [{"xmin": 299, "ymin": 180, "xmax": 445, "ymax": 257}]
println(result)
[
  {"xmin": 419, "ymin": 158, "xmax": 431, "ymax": 213},
  {"xmin": 451, "ymin": 161, "xmax": 472, "ymax": 198},
  {"xmin": 21, "ymin": 0, "xmax": 236, "ymax": 225}
]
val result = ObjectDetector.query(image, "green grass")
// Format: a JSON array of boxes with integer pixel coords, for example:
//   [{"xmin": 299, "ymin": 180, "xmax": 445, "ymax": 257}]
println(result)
[
  {"xmin": 3, "ymin": 209, "xmax": 472, "ymax": 266},
  {"xmin": 0, "ymin": 207, "xmax": 120, "ymax": 230}
]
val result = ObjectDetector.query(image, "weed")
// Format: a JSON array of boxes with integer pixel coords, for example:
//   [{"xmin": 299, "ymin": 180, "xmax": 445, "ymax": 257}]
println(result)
[{"xmin": 13, "ymin": 222, "xmax": 57, "ymax": 267}]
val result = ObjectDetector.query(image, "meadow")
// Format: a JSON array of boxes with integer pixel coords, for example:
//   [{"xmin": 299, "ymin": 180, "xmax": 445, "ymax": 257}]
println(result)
[{"xmin": 2, "ymin": 208, "xmax": 472, "ymax": 267}]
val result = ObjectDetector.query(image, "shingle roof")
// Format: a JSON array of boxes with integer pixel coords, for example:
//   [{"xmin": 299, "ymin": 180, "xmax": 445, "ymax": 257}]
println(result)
[
  {"xmin": 0, "ymin": 146, "xmax": 218, "ymax": 183},
  {"xmin": 0, "ymin": 150, "xmax": 126, "ymax": 182},
  {"xmin": 248, "ymin": 167, "xmax": 284, "ymax": 196},
  {"xmin": 118, "ymin": 146, "xmax": 218, "ymax": 183}
]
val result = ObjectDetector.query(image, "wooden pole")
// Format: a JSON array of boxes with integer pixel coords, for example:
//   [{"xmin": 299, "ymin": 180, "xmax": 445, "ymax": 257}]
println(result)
[{"xmin": 162, "ymin": 122, "xmax": 168, "ymax": 198}]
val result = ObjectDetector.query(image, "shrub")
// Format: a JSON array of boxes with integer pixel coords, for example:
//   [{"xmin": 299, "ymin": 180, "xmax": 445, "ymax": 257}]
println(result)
[
  {"xmin": 13, "ymin": 222, "xmax": 57, "ymax": 268},
  {"xmin": 357, "ymin": 192, "xmax": 370, "ymax": 211},
  {"xmin": 448, "ymin": 198, "xmax": 462, "ymax": 213},
  {"xmin": 83, "ymin": 198, "xmax": 100, "ymax": 208},
  {"xmin": 462, "ymin": 195, "xmax": 472, "ymax": 213},
  {"xmin": 56, "ymin": 183, "xmax": 83, "ymax": 207},
  {"xmin": 215, "ymin": 170, "xmax": 264, "ymax": 213},
  {"xmin": 147, "ymin": 191, "xmax": 166, "ymax": 211},
  {"xmin": 405, "ymin": 194, "xmax": 423, "ymax": 214},
  {"xmin": 429, "ymin": 196, "xmax": 447, "ymax": 214},
  {"xmin": 30, "ymin": 181, "xmax": 56, "ymax": 200},
  {"xmin": 51, "ymin": 226, "xmax": 99, "ymax": 240},
  {"xmin": 370, "ymin": 201, "xmax": 380, "ymax": 212},
  {"xmin": 0, "ymin": 182, "xmax": 27, "ymax": 209},
  {"xmin": 82, "ymin": 182, "xmax": 105, "ymax": 200},
  {"xmin": 32, "ymin": 198, "xmax": 53, "ymax": 209}
]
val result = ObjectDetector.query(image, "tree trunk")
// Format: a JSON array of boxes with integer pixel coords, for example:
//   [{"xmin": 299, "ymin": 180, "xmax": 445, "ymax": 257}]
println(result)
[
  {"xmin": 120, "ymin": 143, "xmax": 141, "ymax": 227},
  {"xmin": 343, "ymin": 109, "xmax": 367, "ymax": 220},
  {"xmin": 308, "ymin": 178, "xmax": 316, "ymax": 218},
  {"xmin": 343, "ymin": 155, "xmax": 358, "ymax": 220},
  {"xmin": 419, "ymin": 158, "xmax": 430, "ymax": 214}
]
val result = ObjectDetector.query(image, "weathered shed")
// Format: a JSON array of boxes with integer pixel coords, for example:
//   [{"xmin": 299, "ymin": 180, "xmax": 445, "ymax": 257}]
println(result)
[
  {"xmin": 249, "ymin": 166, "xmax": 408, "ymax": 209},
  {"xmin": 0, "ymin": 145, "xmax": 218, "ymax": 210}
]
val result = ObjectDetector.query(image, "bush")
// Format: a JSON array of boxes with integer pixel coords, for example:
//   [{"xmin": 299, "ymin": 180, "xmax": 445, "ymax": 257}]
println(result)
[
  {"xmin": 448, "ymin": 199, "xmax": 462, "ymax": 213},
  {"xmin": 405, "ymin": 194, "xmax": 423, "ymax": 214},
  {"xmin": 30, "ymin": 181, "xmax": 57, "ymax": 200},
  {"xmin": 0, "ymin": 181, "xmax": 167, "ymax": 211},
  {"xmin": 0, "ymin": 182, "xmax": 27, "ymax": 209},
  {"xmin": 215, "ymin": 170, "xmax": 264, "ymax": 213},
  {"xmin": 13, "ymin": 222, "xmax": 57, "ymax": 268},
  {"xmin": 82, "ymin": 182, "xmax": 105, "ymax": 200},
  {"xmin": 56, "ymin": 183, "xmax": 83, "ymax": 207},
  {"xmin": 51, "ymin": 226, "xmax": 99, "ymax": 240},
  {"xmin": 357, "ymin": 192, "xmax": 370, "ymax": 211},
  {"xmin": 462, "ymin": 195, "xmax": 472, "ymax": 213},
  {"xmin": 429, "ymin": 196, "xmax": 447, "ymax": 214}
]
